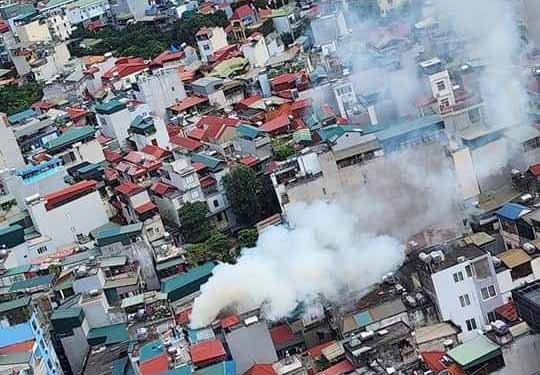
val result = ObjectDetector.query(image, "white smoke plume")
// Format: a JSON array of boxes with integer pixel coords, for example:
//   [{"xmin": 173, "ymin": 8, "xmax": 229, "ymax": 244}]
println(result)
[{"xmin": 190, "ymin": 200, "xmax": 405, "ymax": 328}]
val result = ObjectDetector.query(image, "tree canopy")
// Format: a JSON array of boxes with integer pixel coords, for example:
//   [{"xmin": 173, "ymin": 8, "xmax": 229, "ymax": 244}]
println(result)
[
  {"xmin": 237, "ymin": 228, "xmax": 259, "ymax": 249},
  {"xmin": 0, "ymin": 83, "xmax": 43, "ymax": 115},
  {"xmin": 178, "ymin": 201, "xmax": 213, "ymax": 243},
  {"xmin": 185, "ymin": 230, "xmax": 232, "ymax": 266},
  {"xmin": 223, "ymin": 166, "xmax": 261, "ymax": 226},
  {"xmin": 70, "ymin": 10, "xmax": 229, "ymax": 59}
]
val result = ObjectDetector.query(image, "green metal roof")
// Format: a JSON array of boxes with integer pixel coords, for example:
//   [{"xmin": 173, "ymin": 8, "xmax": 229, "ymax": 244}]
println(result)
[
  {"xmin": 9, "ymin": 274, "xmax": 54, "ymax": 292},
  {"xmin": 447, "ymin": 334, "xmax": 501, "ymax": 369},
  {"xmin": 1, "ymin": 264, "xmax": 31, "ymax": 278},
  {"xmin": 375, "ymin": 114, "xmax": 443, "ymax": 142},
  {"xmin": 161, "ymin": 262, "xmax": 215, "ymax": 294},
  {"xmin": 87, "ymin": 323, "xmax": 129, "ymax": 346},
  {"xmin": 94, "ymin": 99, "xmax": 126, "ymax": 115},
  {"xmin": 95, "ymin": 223, "xmax": 143, "ymax": 247},
  {"xmin": 0, "ymin": 296, "xmax": 31, "ymax": 313},
  {"xmin": 0, "ymin": 224, "xmax": 25, "ymax": 249},
  {"xmin": 237, "ymin": 124, "xmax": 262, "ymax": 140},
  {"xmin": 44, "ymin": 126, "xmax": 96, "ymax": 152},
  {"xmin": 156, "ymin": 257, "xmax": 185, "ymax": 271},
  {"xmin": 77, "ymin": 163, "xmax": 102, "ymax": 174},
  {"xmin": 191, "ymin": 153, "xmax": 222, "ymax": 169},
  {"xmin": 139, "ymin": 339, "xmax": 164, "ymax": 362},
  {"xmin": 7, "ymin": 109, "xmax": 35, "ymax": 124},
  {"xmin": 51, "ymin": 306, "xmax": 82, "ymax": 321},
  {"xmin": 293, "ymin": 128, "xmax": 312, "ymax": 143}
]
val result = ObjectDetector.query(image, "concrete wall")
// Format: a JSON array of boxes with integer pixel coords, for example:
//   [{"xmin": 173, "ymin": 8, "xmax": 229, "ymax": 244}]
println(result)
[
  {"xmin": 28, "ymin": 190, "xmax": 109, "ymax": 248},
  {"xmin": 135, "ymin": 69, "xmax": 187, "ymax": 120}
]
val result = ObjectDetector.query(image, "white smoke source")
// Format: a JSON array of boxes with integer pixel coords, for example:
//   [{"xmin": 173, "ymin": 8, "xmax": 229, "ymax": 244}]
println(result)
[{"xmin": 189, "ymin": 200, "xmax": 405, "ymax": 328}]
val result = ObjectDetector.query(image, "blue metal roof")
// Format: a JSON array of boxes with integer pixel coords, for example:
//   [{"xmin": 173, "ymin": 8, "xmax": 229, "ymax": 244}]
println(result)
[
  {"xmin": 236, "ymin": 124, "xmax": 261, "ymax": 140},
  {"xmin": 16, "ymin": 158, "xmax": 62, "ymax": 177},
  {"xmin": 8, "ymin": 109, "xmax": 35, "ymax": 125},
  {"xmin": 496, "ymin": 203, "xmax": 531, "ymax": 221},
  {"xmin": 0, "ymin": 322, "xmax": 33, "ymax": 348},
  {"xmin": 139, "ymin": 339, "xmax": 164, "ymax": 362}
]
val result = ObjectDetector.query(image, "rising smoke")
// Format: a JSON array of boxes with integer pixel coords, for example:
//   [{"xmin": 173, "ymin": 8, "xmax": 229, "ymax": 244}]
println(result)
[
  {"xmin": 190, "ymin": 200, "xmax": 405, "ymax": 328},
  {"xmin": 190, "ymin": 0, "xmax": 529, "ymax": 327}
]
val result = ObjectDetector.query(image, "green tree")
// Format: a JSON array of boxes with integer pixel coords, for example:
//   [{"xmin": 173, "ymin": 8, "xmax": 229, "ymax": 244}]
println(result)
[
  {"xmin": 179, "ymin": 201, "xmax": 213, "ymax": 243},
  {"xmin": 185, "ymin": 230, "xmax": 232, "ymax": 265},
  {"xmin": 0, "ymin": 83, "xmax": 43, "ymax": 115},
  {"xmin": 272, "ymin": 138, "xmax": 295, "ymax": 161},
  {"xmin": 238, "ymin": 228, "xmax": 259, "ymax": 249},
  {"xmin": 223, "ymin": 166, "xmax": 261, "ymax": 226}
]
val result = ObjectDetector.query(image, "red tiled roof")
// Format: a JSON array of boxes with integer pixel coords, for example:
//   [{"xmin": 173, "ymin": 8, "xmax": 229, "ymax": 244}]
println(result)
[
  {"xmin": 336, "ymin": 117, "xmax": 348, "ymax": 125},
  {"xmin": 192, "ymin": 162, "xmax": 206, "ymax": 172},
  {"xmin": 232, "ymin": 4, "xmax": 254, "ymax": 20},
  {"xmin": 291, "ymin": 98, "xmax": 311, "ymax": 112},
  {"xmin": 190, "ymin": 339, "xmax": 226, "ymax": 365},
  {"xmin": 0, "ymin": 340, "xmax": 34, "ymax": 355},
  {"xmin": 150, "ymin": 181, "xmax": 176, "ymax": 196},
  {"xmin": 272, "ymin": 73, "xmax": 298, "ymax": 86},
  {"xmin": 104, "ymin": 150, "xmax": 123, "ymax": 163},
  {"xmin": 104, "ymin": 167, "xmax": 119, "ymax": 182},
  {"xmin": 135, "ymin": 201, "xmax": 157, "ymax": 215},
  {"xmin": 142, "ymin": 144, "xmax": 170, "ymax": 160},
  {"xmin": 239, "ymin": 96, "xmax": 262, "ymax": 107},
  {"xmin": 260, "ymin": 114, "xmax": 290, "ymax": 133},
  {"xmin": 270, "ymin": 324, "xmax": 296, "ymax": 347},
  {"xmin": 199, "ymin": 175, "xmax": 217, "ymax": 189},
  {"xmin": 315, "ymin": 360, "xmax": 353, "ymax": 375},
  {"xmin": 178, "ymin": 66, "xmax": 196, "ymax": 83},
  {"xmin": 0, "ymin": 20, "xmax": 9, "ymax": 34},
  {"xmin": 66, "ymin": 107, "xmax": 89, "ymax": 121},
  {"xmin": 176, "ymin": 307, "xmax": 192, "ymax": 326},
  {"xmin": 44, "ymin": 180, "xmax": 97, "ymax": 211},
  {"xmin": 102, "ymin": 57, "xmax": 147, "ymax": 80},
  {"xmin": 495, "ymin": 301, "xmax": 518, "ymax": 322},
  {"xmin": 152, "ymin": 50, "xmax": 185, "ymax": 67},
  {"xmin": 115, "ymin": 182, "xmax": 144, "ymax": 197},
  {"xmin": 245, "ymin": 364, "xmax": 277, "ymax": 375},
  {"xmin": 530, "ymin": 163, "xmax": 540, "ymax": 177},
  {"xmin": 221, "ymin": 314, "xmax": 240, "ymax": 329},
  {"xmin": 421, "ymin": 352, "xmax": 446, "ymax": 374},
  {"xmin": 188, "ymin": 127, "xmax": 206, "ymax": 141},
  {"xmin": 239, "ymin": 155, "xmax": 258, "ymax": 167},
  {"xmin": 304, "ymin": 341, "xmax": 336, "ymax": 359},
  {"xmin": 139, "ymin": 354, "xmax": 169, "ymax": 375},
  {"xmin": 170, "ymin": 135, "xmax": 203, "ymax": 151},
  {"xmin": 32, "ymin": 101, "xmax": 55, "ymax": 111},
  {"xmin": 170, "ymin": 96, "xmax": 208, "ymax": 113},
  {"xmin": 196, "ymin": 115, "xmax": 240, "ymax": 141},
  {"xmin": 97, "ymin": 134, "xmax": 113, "ymax": 145}
]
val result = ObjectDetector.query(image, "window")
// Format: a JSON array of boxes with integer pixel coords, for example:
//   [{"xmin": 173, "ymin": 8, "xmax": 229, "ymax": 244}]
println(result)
[
  {"xmin": 185, "ymin": 174, "xmax": 195, "ymax": 185},
  {"xmin": 468, "ymin": 108, "xmax": 481, "ymax": 124},
  {"xmin": 36, "ymin": 245, "xmax": 47, "ymax": 254},
  {"xmin": 171, "ymin": 87, "xmax": 175, "ymax": 92},
  {"xmin": 436, "ymin": 80, "xmax": 446, "ymax": 91},
  {"xmin": 459, "ymin": 294, "xmax": 471, "ymax": 307},
  {"xmin": 481, "ymin": 285, "xmax": 497, "ymax": 300},
  {"xmin": 190, "ymin": 190, "xmax": 200, "ymax": 200},
  {"xmin": 487, "ymin": 311, "xmax": 497, "ymax": 323},
  {"xmin": 453, "ymin": 271, "xmax": 464, "ymax": 283},
  {"xmin": 465, "ymin": 265, "xmax": 473, "ymax": 278},
  {"xmin": 465, "ymin": 318, "xmax": 477, "ymax": 331},
  {"xmin": 440, "ymin": 98, "xmax": 450, "ymax": 108},
  {"xmin": 203, "ymin": 44, "xmax": 210, "ymax": 50},
  {"xmin": 213, "ymin": 199, "xmax": 219, "ymax": 208}
]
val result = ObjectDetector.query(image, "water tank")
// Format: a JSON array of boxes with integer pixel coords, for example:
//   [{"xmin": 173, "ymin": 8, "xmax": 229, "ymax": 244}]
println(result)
[
  {"xmin": 419, "ymin": 252, "xmax": 432, "ymax": 263},
  {"xmin": 523, "ymin": 243, "xmax": 536, "ymax": 255}
]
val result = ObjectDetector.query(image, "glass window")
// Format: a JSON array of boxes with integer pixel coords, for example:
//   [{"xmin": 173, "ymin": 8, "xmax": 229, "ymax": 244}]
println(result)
[
  {"xmin": 465, "ymin": 265, "xmax": 473, "ymax": 277},
  {"xmin": 459, "ymin": 294, "xmax": 470, "ymax": 307},
  {"xmin": 481, "ymin": 285, "xmax": 496, "ymax": 300},
  {"xmin": 453, "ymin": 271, "xmax": 464, "ymax": 283},
  {"xmin": 487, "ymin": 311, "xmax": 497, "ymax": 323},
  {"xmin": 466, "ymin": 318, "xmax": 477, "ymax": 331},
  {"xmin": 436, "ymin": 80, "xmax": 446, "ymax": 91}
]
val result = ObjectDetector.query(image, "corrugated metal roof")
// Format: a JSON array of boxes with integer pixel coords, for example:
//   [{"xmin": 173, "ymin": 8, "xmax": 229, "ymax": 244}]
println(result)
[
  {"xmin": 44, "ymin": 126, "xmax": 96, "ymax": 152},
  {"xmin": 495, "ymin": 203, "xmax": 531, "ymax": 221},
  {"xmin": 139, "ymin": 340, "xmax": 165, "ymax": 362},
  {"xmin": 498, "ymin": 248, "xmax": 531, "ymax": 269},
  {"xmin": 190, "ymin": 339, "xmax": 226, "ymax": 364},
  {"xmin": 87, "ymin": 323, "xmax": 129, "ymax": 346},
  {"xmin": 95, "ymin": 223, "xmax": 143, "ymax": 246},
  {"xmin": 161, "ymin": 262, "xmax": 215, "ymax": 294},
  {"xmin": 9, "ymin": 274, "xmax": 54, "ymax": 292},
  {"xmin": 447, "ymin": 335, "xmax": 500, "ymax": 369},
  {"xmin": 1, "ymin": 264, "xmax": 31, "ymax": 277},
  {"xmin": 0, "ymin": 296, "xmax": 31, "ymax": 314}
]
